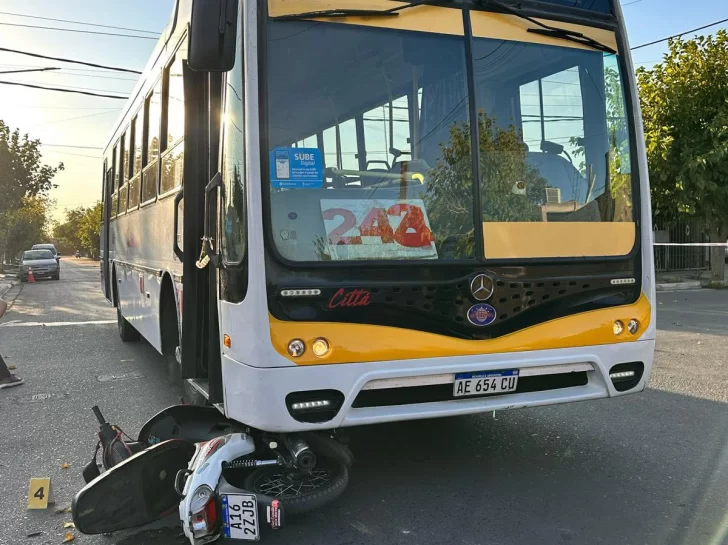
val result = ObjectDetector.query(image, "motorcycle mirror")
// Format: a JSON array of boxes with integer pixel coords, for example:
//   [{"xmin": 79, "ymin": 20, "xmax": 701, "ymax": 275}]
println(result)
[{"xmin": 72, "ymin": 440, "xmax": 195, "ymax": 535}]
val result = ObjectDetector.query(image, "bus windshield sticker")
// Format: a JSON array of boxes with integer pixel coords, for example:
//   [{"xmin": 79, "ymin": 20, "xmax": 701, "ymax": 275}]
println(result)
[
  {"xmin": 319, "ymin": 199, "xmax": 439, "ymax": 260},
  {"xmin": 270, "ymin": 148, "xmax": 323, "ymax": 189}
]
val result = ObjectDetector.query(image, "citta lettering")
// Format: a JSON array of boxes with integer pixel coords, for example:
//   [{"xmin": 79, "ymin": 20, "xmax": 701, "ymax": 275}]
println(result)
[{"xmin": 328, "ymin": 288, "xmax": 371, "ymax": 309}]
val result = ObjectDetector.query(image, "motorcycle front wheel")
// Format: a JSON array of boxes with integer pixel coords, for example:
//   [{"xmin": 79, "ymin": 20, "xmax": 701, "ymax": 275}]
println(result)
[{"xmin": 243, "ymin": 456, "xmax": 348, "ymax": 515}]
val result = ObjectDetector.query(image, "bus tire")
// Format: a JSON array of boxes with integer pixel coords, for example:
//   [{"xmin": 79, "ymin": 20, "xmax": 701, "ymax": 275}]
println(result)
[
  {"xmin": 117, "ymin": 306, "xmax": 140, "ymax": 342},
  {"xmin": 243, "ymin": 456, "xmax": 349, "ymax": 515}
]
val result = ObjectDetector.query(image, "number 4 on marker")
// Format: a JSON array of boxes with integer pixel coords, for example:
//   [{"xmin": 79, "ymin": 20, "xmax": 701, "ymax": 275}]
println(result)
[{"xmin": 27, "ymin": 477, "xmax": 51, "ymax": 509}]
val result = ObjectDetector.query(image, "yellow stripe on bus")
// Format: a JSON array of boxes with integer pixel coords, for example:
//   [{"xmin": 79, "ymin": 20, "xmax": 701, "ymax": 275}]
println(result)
[
  {"xmin": 269, "ymin": 292, "xmax": 651, "ymax": 365},
  {"xmin": 268, "ymin": 1, "xmax": 619, "ymax": 51},
  {"xmin": 483, "ymin": 222, "xmax": 636, "ymax": 259}
]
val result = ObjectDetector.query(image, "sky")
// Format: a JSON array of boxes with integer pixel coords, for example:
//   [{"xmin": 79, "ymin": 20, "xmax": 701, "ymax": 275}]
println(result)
[
  {"xmin": 0, "ymin": 0, "xmax": 725, "ymax": 223},
  {"xmin": 0, "ymin": 0, "xmax": 174, "ymax": 222}
]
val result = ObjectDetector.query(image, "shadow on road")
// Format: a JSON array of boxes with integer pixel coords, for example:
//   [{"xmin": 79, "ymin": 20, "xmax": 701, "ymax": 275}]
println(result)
[{"xmin": 102, "ymin": 388, "xmax": 727, "ymax": 545}]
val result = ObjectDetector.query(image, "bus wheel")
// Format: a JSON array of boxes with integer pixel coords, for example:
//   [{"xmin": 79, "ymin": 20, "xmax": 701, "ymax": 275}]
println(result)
[
  {"xmin": 117, "ymin": 306, "xmax": 140, "ymax": 342},
  {"xmin": 243, "ymin": 456, "xmax": 349, "ymax": 515}
]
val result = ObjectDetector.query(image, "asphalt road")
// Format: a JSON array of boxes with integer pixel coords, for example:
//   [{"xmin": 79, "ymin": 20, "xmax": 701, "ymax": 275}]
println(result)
[{"xmin": 1, "ymin": 263, "xmax": 727, "ymax": 545}]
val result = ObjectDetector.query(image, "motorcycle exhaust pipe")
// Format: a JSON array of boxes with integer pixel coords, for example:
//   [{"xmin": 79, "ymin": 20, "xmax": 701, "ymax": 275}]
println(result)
[{"xmin": 282, "ymin": 435, "xmax": 316, "ymax": 472}]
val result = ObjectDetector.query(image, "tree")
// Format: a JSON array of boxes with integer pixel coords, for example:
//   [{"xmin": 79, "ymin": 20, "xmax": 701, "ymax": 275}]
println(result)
[
  {"xmin": 637, "ymin": 30, "xmax": 728, "ymax": 281},
  {"xmin": 79, "ymin": 203, "xmax": 102, "ymax": 258},
  {"xmin": 0, "ymin": 197, "xmax": 52, "ymax": 259},
  {"xmin": 53, "ymin": 207, "xmax": 85, "ymax": 254},
  {"xmin": 425, "ymin": 111, "xmax": 548, "ymax": 257},
  {"xmin": 0, "ymin": 120, "xmax": 63, "ymax": 262},
  {"xmin": 0, "ymin": 121, "xmax": 63, "ymax": 215},
  {"xmin": 54, "ymin": 203, "xmax": 102, "ymax": 258}
]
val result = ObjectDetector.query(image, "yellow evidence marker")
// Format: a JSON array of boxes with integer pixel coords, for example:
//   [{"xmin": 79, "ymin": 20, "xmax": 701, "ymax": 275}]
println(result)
[{"xmin": 27, "ymin": 477, "xmax": 52, "ymax": 509}]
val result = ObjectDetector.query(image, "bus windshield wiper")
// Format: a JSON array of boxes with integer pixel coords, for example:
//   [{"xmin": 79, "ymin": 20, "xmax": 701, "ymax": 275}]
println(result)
[
  {"xmin": 271, "ymin": 0, "xmax": 429, "ymax": 21},
  {"xmin": 473, "ymin": 0, "xmax": 616, "ymax": 54}
]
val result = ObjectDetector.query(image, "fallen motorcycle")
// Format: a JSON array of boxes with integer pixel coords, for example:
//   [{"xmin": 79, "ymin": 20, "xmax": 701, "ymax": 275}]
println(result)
[{"xmin": 72, "ymin": 405, "xmax": 353, "ymax": 543}]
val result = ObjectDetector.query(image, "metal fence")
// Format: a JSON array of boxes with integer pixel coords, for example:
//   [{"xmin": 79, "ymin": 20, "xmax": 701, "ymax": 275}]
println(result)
[{"xmin": 653, "ymin": 219, "xmax": 711, "ymax": 273}]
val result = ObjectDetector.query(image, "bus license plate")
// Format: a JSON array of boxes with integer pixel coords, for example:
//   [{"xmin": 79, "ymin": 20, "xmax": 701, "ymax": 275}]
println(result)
[
  {"xmin": 453, "ymin": 369, "xmax": 519, "ymax": 397},
  {"xmin": 222, "ymin": 493, "xmax": 259, "ymax": 541}
]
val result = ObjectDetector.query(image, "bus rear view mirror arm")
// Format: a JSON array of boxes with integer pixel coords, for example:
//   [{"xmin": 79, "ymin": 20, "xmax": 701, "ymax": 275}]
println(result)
[{"xmin": 188, "ymin": 0, "xmax": 238, "ymax": 72}]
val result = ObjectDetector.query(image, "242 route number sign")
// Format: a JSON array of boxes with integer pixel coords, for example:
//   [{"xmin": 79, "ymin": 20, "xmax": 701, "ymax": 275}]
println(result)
[{"xmin": 320, "ymin": 199, "xmax": 438, "ymax": 260}]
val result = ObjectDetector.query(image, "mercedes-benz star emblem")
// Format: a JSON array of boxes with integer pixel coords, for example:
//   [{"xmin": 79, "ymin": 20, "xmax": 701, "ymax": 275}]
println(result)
[{"xmin": 470, "ymin": 274, "xmax": 494, "ymax": 302}]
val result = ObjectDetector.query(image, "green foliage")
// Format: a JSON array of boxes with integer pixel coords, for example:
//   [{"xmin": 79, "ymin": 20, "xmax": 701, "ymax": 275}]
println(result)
[
  {"xmin": 54, "ymin": 203, "xmax": 102, "ymax": 257},
  {"xmin": 0, "ymin": 197, "xmax": 52, "ymax": 259},
  {"xmin": 79, "ymin": 203, "xmax": 102, "ymax": 256},
  {"xmin": 425, "ymin": 111, "xmax": 547, "ymax": 255},
  {"xmin": 637, "ymin": 30, "xmax": 728, "ymax": 279},
  {"xmin": 0, "ymin": 121, "xmax": 63, "ymax": 215},
  {"xmin": 0, "ymin": 121, "xmax": 62, "ymax": 262},
  {"xmin": 638, "ymin": 30, "xmax": 728, "ymax": 231}
]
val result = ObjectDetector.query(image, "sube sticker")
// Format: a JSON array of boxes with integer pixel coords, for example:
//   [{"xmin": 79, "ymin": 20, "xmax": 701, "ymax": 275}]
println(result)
[{"xmin": 270, "ymin": 148, "xmax": 323, "ymax": 189}]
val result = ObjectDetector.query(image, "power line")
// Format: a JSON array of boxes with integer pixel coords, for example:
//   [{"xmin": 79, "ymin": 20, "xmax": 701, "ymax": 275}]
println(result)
[
  {"xmin": 0, "ymin": 67, "xmax": 58, "ymax": 75},
  {"xmin": 621, "ymin": 0, "xmax": 643, "ymax": 6},
  {"xmin": 31, "ymin": 109, "xmax": 120, "ymax": 127},
  {"xmin": 0, "ymin": 10, "xmax": 161, "ymax": 35},
  {"xmin": 7, "ymin": 77, "xmax": 131, "ymax": 93},
  {"xmin": 0, "ymin": 22, "xmax": 157, "ymax": 41},
  {"xmin": 43, "ymin": 150, "xmax": 101, "ymax": 159},
  {"xmin": 43, "ymin": 144, "xmax": 104, "ymax": 150},
  {"xmin": 0, "ymin": 62, "xmax": 138, "ymax": 76},
  {"xmin": 11, "ymin": 105, "xmax": 122, "ymax": 110},
  {"xmin": 0, "ymin": 79, "xmax": 128, "ymax": 99},
  {"xmin": 55, "ymin": 71, "xmax": 137, "ymax": 82},
  {"xmin": 0, "ymin": 47, "xmax": 142, "ymax": 74},
  {"xmin": 632, "ymin": 17, "xmax": 728, "ymax": 50}
]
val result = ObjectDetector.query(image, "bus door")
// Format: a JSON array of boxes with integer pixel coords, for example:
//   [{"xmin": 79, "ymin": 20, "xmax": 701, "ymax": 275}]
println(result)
[{"xmin": 179, "ymin": 60, "xmax": 224, "ymax": 406}]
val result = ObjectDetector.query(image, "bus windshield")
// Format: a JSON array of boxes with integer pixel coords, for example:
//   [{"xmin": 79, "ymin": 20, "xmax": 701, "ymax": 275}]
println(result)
[{"xmin": 264, "ymin": 11, "xmax": 635, "ymax": 262}]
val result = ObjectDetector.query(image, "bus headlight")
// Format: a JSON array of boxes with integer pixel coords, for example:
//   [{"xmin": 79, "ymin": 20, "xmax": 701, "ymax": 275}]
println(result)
[
  {"xmin": 288, "ymin": 339, "xmax": 305, "ymax": 357},
  {"xmin": 311, "ymin": 338, "xmax": 330, "ymax": 357},
  {"xmin": 627, "ymin": 319, "xmax": 640, "ymax": 334},
  {"xmin": 613, "ymin": 320, "xmax": 624, "ymax": 335}
]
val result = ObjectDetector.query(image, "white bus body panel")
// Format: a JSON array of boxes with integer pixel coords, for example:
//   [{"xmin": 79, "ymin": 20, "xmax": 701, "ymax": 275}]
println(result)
[
  {"xmin": 111, "ymin": 195, "xmax": 183, "ymax": 354},
  {"xmin": 220, "ymin": 339, "xmax": 655, "ymax": 433}
]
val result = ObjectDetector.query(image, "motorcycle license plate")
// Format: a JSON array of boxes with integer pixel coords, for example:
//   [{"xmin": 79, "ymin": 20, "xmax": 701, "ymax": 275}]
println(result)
[
  {"xmin": 222, "ymin": 494, "xmax": 259, "ymax": 541},
  {"xmin": 453, "ymin": 369, "xmax": 519, "ymax": 397}
]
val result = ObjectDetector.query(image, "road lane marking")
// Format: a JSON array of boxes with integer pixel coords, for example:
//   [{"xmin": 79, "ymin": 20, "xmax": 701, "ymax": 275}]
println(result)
[{"xmin": 0, "ymin": 319, "xmax": 115, "ymax": 328}]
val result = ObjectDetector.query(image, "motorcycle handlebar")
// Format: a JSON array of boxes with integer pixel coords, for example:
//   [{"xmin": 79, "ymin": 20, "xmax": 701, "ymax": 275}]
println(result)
[{"xmin": 91, "ymin": 406, "xmax": 106, "ymax": 426}]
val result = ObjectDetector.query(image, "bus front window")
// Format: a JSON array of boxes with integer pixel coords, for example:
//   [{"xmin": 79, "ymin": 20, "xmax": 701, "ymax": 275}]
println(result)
[
  {"xmin": 263, "ymin": 8, "xmax": 637, "ymax": 263},
  {"xmin": 265, "ymin": 16, "xmax": 477, "ymax": 262},
  {"xmin": 469, "ymin": 20, "xmax": 635, "ymax": 259}
]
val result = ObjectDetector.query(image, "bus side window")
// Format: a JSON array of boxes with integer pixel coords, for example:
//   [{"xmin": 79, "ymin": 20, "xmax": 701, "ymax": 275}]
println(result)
[
  {"xmin": 160, "ymin": 52, "xmax": 185, "ymax": 195},
  {"xmin": 142, "ymin": 79, "xmax": 162, "ymax": 203},
  {"xmin": 119, "ymin": 130, "xmax": 130, "ymax": 214},
  {"xmin": 221, "ymin": 12, "xmax": 246, "ymax": 264},
  {"xmin": 110, "ymin": 144, "xmax": 118, "ymax": 219},
  {"xmin": 128, "ymin": 114, "xmax": 142, "ymax": 210}
]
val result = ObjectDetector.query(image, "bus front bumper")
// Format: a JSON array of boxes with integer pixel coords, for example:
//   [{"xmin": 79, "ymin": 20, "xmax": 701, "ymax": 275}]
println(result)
[{"xmin": 220, "ymin": 339, "xmax": 655, "ymax": 433}]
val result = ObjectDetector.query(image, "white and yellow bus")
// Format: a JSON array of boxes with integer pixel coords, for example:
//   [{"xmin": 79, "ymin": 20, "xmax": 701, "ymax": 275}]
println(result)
[{"xmin": 99, "ymin": 0, "xmax": 654, "ymax": 510}]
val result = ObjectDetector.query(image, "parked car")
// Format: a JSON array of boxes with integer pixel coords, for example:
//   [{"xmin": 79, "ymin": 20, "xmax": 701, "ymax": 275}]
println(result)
[
  {"xmin": 75, "ymin": 251, "xmax": 81, "ymax": 258},
  {"xmin": 31, "ymin": 243, "xmax": 61, "ymax": 264},
  {"xmin": 20, "ymin": 249, "xmax": 60, "ymax": 281}
]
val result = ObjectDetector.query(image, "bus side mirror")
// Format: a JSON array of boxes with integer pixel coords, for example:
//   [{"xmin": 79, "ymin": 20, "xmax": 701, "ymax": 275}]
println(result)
[{"xmin": 188, "ymin": 0, "xmax": 238, "ymax": 72}]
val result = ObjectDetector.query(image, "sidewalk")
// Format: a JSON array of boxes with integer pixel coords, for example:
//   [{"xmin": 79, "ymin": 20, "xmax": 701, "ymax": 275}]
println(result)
[
  {"xmin": 656, "ymin": 268, "xmax": 728, "ymax": 291},
  {"xmin": 0, "ymin": 271, "xmax": 18, "ymax": 299}
]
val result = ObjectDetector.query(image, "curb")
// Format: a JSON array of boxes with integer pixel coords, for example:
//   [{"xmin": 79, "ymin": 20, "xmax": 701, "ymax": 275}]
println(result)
[
  {"xmin": 0, "ymin": 281, "xmax": 16, "ymax": 300},
  {"xmin": 655, "ymin": 281, "xmax": 703, "ymax": 291}
]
